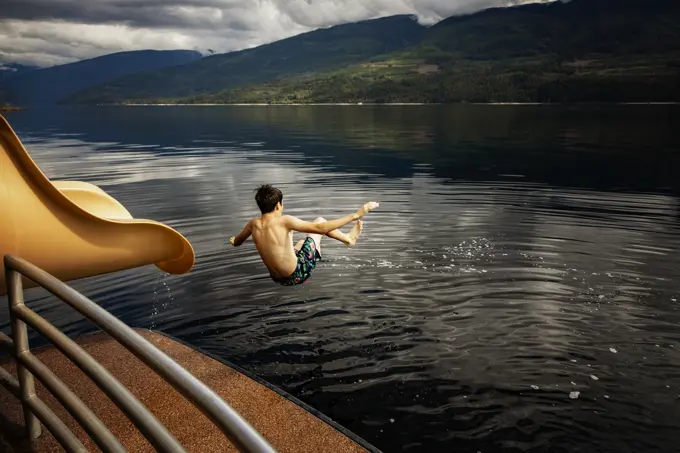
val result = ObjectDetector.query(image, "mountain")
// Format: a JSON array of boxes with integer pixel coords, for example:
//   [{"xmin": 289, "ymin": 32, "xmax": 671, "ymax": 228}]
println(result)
[
  {"xmin": 1, "ymin": 50, "xmax": 202, "ymax": 105},
  {"xmin": 65, "ymin": 15, "xmax": 426, "ymax": 104},
  {"xmin": 0, "ymin": 64, "xmax": 37, "ymax": 106},
  {"xmin": 423, "ymin": 0, "xmax": 680, "ymax": 59},
  {"xmin": 0, "ymin": 64, "xmax": 38, "ymax": 84},
  {"xmin": 69, "ymin": 0, "xmax": 680, "ymax": 104}
]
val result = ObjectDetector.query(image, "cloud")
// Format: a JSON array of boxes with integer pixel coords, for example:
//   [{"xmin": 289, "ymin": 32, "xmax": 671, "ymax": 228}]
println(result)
[{"xmin": 0, "ymin": 0, "xmax": 553, "ymax": 67}]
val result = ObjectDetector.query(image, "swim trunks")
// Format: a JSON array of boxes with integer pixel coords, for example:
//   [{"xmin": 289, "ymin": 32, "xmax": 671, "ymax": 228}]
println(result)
[{"xmin": 271, "ymin": 237, "xmax": 322, "ymax": 286}]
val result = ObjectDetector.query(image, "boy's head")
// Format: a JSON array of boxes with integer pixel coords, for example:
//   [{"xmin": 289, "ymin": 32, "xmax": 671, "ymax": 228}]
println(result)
[{"xmin": 255, "ymin": 184, "xmax": 283, "ymax": 214}]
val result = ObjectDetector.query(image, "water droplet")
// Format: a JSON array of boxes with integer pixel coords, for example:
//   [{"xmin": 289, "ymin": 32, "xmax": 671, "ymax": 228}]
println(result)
[
  {"xmin": 389, "ymin": 418, "xmax": 395, "ymax": 423},
  {"xmin": 531, "ymin": 385, "xmax": 539, "ymax": 390},
  {"xmin": 610, "ymin": 348, "xmax": 618, "ymax": 353},
  {"xmin": 604, "ymin": 395, "xmax": 610, "ymax": 399},
  {"xmin": 571, "ymin": 381, "xmax": 577, "ymax": 386},
  {"xmin": 569, "ymin": 391, "xmax": 580, "ymax": 400},
  {"xmin": 590, "ymin": 375, "xmax": 599, "ymax": 381}
]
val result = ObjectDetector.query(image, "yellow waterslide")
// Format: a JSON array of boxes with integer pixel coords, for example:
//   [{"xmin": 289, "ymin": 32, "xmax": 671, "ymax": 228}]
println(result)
[{"xmin": 0, "ymin": 114, "xmax": 195, "ymax": 296}]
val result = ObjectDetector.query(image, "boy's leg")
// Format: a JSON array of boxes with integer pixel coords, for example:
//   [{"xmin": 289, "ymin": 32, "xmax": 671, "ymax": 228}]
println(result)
[
  {"xmin": 295, "ymin": 218, "xmax": 338, "ymax": 250},
  {"xmin": 309, "ymin": 217, "xmax": 363, "ymax": 250},
  {"xmin": 307, "ymin": 217, "xmax": 326, "ymax": 255}
]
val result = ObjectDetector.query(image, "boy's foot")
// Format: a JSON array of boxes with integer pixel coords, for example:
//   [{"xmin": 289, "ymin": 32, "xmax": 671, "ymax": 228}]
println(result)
[{"xmin": 346, "ymin": 220, "xmax": 363, "ymax": 248}]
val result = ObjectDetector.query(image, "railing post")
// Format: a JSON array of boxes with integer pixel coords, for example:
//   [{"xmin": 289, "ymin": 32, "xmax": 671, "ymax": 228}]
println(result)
[{"xmin": 6, "ymin": 266, "xmax": 42, "ymax": 440}]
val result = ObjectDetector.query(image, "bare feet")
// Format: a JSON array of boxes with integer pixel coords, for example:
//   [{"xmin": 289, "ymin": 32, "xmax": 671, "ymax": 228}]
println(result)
[
  {"xmin": 358, "ymin": 201, "xmax": 380, "ymax": 217},
  {"xmin": 346, "ymin": 220, "xmax": 363, "ymax": 248}
]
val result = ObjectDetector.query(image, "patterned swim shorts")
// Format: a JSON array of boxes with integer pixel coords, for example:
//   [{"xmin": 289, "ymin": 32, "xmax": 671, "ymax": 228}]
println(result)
[{"xmin": 271, "ymin": 237, "xmax": 322, "ymax": 286}]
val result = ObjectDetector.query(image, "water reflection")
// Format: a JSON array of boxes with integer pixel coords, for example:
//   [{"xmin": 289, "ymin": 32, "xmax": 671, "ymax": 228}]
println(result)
[{"xmin": 1, "ymin": 105, "xmax": 680, "ymax": 453}]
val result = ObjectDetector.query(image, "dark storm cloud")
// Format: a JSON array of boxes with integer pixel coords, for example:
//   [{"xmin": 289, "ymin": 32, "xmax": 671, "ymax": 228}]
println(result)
[
  {"xmin": 0, "ymin": 0, "xmax": 554, "ymax": 67},
  {"xmin": 0, "ymin": 0, "xmax": 255, "ymax": 30}
]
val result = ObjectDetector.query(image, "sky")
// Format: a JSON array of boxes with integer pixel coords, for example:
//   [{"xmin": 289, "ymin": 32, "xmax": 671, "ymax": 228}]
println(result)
[{"xmin": 0, "ymin": 0, "xmax": 553, "ymax": 68}]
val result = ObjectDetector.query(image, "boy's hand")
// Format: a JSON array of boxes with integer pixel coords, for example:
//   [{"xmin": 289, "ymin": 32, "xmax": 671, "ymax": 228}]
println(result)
[
  {"xmin": 357, "ymin": 201, "xmax": 380, "ymax": 217},
  {"xmin": 229, "ymin": 237, "xmax": 236, "ymax": 246}
]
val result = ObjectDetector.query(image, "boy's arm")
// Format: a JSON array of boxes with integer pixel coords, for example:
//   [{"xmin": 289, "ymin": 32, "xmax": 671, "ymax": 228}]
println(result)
[
  {"xmin": 283, "ymin": 202, "xmax": 379, "ymax": 234},
  {"xmin": 229, "ymin": 220, "xmax": 253, "ymax": 246}
]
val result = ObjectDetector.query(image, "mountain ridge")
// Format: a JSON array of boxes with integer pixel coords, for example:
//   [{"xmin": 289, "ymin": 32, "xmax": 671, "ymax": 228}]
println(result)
[
  {"xmin": 1, "ymin": 49, "xmax": 202, "ymax": 105},
  {"xmin": 0, "ymin": 64, "xmax": 38, "ymax": 84},
  {"xmin": 14, "ymin": 0, "xmax": 680, "ymax": 105},
  {"xmin": 64, "ymin": 15, "xmax": 426, "ymax": 104}
]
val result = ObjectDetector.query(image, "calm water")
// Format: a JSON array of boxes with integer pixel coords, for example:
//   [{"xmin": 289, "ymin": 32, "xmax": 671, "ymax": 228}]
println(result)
[{"xmin": 2, "ymin": 105, "xmax": 680, "ymax": 453}]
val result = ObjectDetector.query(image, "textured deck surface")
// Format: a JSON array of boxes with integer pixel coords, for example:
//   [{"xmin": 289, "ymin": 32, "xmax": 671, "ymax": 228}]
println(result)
[{"xmin": 0, "ymin": 330, "xmax": 371, "ymax": 453}]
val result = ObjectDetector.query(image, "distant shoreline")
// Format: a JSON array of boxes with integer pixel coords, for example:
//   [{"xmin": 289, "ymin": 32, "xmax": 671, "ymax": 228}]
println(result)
[
  {"xmin": 120, "ymin": 102, "xmax": 436, "ymax": 106},
  {"xmin": 112, "ymin": 102, "xmax": 680, "ymax": 107},
  {"xmin": 0, "ymin": 106, "xmax": 25, "ymax": 112}
]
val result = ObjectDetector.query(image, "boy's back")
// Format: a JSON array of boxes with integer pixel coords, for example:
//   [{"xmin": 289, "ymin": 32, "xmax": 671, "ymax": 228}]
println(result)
[{"xmin": 249, "ymin": 216, "xmax": 297, "ymax": 279}]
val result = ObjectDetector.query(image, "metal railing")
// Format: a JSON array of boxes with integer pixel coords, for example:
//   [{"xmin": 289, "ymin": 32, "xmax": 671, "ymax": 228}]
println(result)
[{"xmin": 0, "ymin": 255, "xmax": 277, "ymax": 453}]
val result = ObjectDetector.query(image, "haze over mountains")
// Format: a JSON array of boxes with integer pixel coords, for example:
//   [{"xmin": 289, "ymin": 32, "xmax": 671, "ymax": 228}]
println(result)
[{"xmin": 2, "ymin": 0, "xmax": 679, "ymax": 105}]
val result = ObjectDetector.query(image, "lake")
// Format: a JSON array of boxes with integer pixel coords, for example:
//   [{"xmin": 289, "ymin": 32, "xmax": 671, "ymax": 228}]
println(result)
[{"xmin": 2, "ymin": 105, "xmax": 680, "ymax": 453}]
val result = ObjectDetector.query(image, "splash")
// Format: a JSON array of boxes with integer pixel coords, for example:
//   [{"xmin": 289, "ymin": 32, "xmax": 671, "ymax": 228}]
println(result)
[{"xmin": 150, "ymin": 273, "xmax": 174, "ymax": 329}]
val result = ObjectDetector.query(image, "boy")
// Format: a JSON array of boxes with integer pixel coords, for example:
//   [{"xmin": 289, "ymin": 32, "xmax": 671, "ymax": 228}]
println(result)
[{"xmin": 229, "ymin": 184, "xmax": 379, "ymax": 286}]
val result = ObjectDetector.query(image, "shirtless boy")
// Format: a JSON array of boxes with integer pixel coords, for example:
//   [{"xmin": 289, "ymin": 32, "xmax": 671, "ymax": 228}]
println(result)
[{"xmin": 229, "ymin": 184, "xmax": 379, "ymax": 286}]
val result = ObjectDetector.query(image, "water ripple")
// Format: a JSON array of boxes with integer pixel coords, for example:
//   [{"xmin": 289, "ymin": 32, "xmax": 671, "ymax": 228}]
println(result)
[{"xmin": 2, "ymin": 105, "xmax": 680, "ymax": 453}]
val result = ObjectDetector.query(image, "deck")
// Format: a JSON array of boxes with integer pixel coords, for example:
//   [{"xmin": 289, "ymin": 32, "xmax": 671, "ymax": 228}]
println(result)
[{"xmin": 0, "ymin": 329, "xmax": 376, "ymax": 453}]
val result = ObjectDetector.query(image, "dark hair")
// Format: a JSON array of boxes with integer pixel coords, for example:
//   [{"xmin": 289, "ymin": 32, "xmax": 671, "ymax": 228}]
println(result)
[{"xmin": 255, "ymin": 184, "xmax": 283, "ymax": 214}]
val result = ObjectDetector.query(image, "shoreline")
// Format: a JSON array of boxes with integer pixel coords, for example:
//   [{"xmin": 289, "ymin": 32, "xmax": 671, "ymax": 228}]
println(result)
[
  {"xmin": 121, "ymin": 102, "xmax": 436, "ymax": 106},
  {"xmin": 108, "ymin": 101, "xmax": 680, "ymax": 107},
  {"xmin": 0, "ymin": 106, "xmax": 25, "ymax": 112}
]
